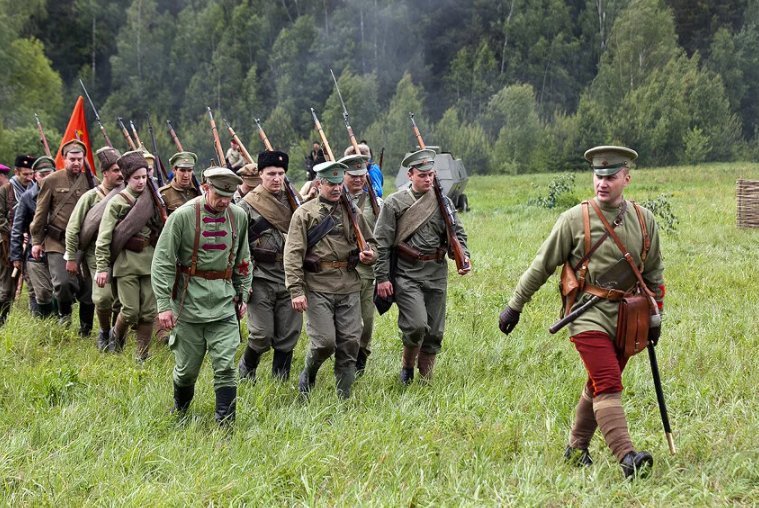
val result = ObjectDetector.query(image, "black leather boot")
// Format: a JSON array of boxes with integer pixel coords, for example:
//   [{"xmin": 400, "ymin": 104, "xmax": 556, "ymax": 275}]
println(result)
[
  {"xmin": 78, "ymin": 303, "xmax": 95, "ymax": 337},
  {"xmin": 272, "ymin": 349, "xmax": 293, "ymax": 381},
  {"xmin": 214, "ymin": 386, "xmax": 237, "ymax": 426},
  {"xmin": 355, "ymin": 349, "xmax": 368, "ymax": 377},
  {"xmin": 620, "ymin": 451, "xmax": 653, "ymax": 479},
  {"xmin": 0, "ymin": 300, "xmax": 12, "ymax": 327},
  {"xmin": 564, "ymin": 446, "xmax": 593, "ymax": 467},
  {"xmin": 238, "ymin": 346, "xmax": 261, "ymax": 382},
  {"xmin": 29, "ymin": 295, "xmax": 40, "ymax": 317},
  {"xmin": 37, "ymin": 301, "xmax": 55, "ymax": 318},
  {"xmin": 58, "ymin": 300, "xmax": 73, "ymax": 326},
  {"xmin": 173, "ymin": 383, "xmax": 195, "ymax": 414},
  {"xmin": 298, "ymin": 355, "xmax": 322, "ymax": 397}
]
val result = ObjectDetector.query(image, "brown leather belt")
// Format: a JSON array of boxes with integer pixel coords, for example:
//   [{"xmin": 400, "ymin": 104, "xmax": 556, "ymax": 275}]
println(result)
[
  {"xmin": 320, "ymin": 260, "xmax": 349, "ymax": 269},
  {"xmin": 178, "ymin": 265, "xmax": 232, "ymax": 280},
  {"xmin": 583, "ymin": 283, "xmax": 627, "ymax": 301}
]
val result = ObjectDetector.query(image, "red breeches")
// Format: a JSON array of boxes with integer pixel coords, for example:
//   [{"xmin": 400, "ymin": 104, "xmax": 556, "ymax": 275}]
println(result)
[{"xmin": 570, "ymin": 330, "xmax": 629, "ymax": 396}]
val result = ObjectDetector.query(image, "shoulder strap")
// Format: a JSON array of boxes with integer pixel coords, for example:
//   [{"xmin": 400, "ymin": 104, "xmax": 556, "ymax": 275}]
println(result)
[
  {"xmin": 632, "ymin": 201, "xmax": 650, "ymax": 264},
  {"xmin": 118, "ymin": 190, "xmax": 135, "ymax": 206},
  {"xmin": 572, "ymin": 200, "xmax": 626, "ymax": 272}
]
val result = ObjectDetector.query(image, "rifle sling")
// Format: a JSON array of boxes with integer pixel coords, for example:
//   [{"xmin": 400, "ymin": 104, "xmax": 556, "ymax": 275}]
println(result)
[
  {"xmin": 49, "ymin": 174, "xmax": 87, "ymax": 227},
  {"xmin": 306, "ymin": 215, "xmax": 336, "ymax": 250}
]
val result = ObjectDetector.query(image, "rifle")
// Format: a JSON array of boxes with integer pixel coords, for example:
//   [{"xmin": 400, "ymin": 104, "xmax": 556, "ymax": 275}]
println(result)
[
  {"xmin": 118, "ymin": 117, "xmax": 137, "ymax": 151},
  {"xmin": 341, "ymin": 186, "xmax": 370, "ymax": 252},
  {"xmin": 147, "ymin": 175, "xmax": 168, "ymax": 224},
  {"xmin": 330, "ymin": 69, "xmax": 380, "ymax": 217},
  {"xmin": 224, "ymin": 119, "xmax": 254, "ymax": 165},
  {"xmin": 253, "ymin": 117, "xmax": 301, "ymax": 210},
  {"xmin": 309, "ymin": 109, "xmax": 335, "ymax": 161},
  {"xmin": 409, "ymin": 113, "xmax": 470, "ymax": 272},
  {"xmin": 129, "ymin": 120, "xmax": 144, "ymax": 150},
  {"xmin": 34, "ymin": 114, "xmax": 52, "ymax": 157},
  {"xmin": 166, "ymin": 120, "xmax": 201, "ymax": 193},
  {"xmin": 207, "ymin": 107, "xmax": 230, "ymax": 169},
  {"xmin": 378, "ymin": 147, "xmax": 384, "ymax": 173},
  {"xmin": 146, "ymin": 117, "xmax": 168, "ymax": 186},
  {"xmin": 79, "ymin": 79, "xmax": 113, "ymax": 148}
]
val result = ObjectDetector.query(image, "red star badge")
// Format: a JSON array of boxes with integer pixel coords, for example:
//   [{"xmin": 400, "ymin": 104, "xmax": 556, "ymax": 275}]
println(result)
[{"xmin": 238, "ymin": 259, "xmax": 250, "ymax": 276}]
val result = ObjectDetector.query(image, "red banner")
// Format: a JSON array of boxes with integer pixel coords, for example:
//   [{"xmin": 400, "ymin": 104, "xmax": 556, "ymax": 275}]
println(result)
[{"xmin": 54, "ymin": 96, "xmax": 96, "ymax": 174}]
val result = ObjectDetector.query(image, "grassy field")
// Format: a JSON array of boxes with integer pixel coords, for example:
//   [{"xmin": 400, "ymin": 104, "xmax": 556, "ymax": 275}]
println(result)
[{"xmin": 1, "ymin": 164, "xmax": 758, "ymax": 506}]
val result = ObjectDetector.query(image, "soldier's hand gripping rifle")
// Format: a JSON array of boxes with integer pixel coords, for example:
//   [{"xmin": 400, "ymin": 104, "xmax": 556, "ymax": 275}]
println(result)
[
  {"xmin": 207, "ymin": 107, "xmax": 232, "ymax": 169},
  {"xmin": 330, "ymin": 68, "xmax": 381, "ymax": 217},
  {"xmin": 409, "ymin": 113, "xmax": 471, "ymax": 273},
  {"xmin": 79, "ymin": 79, "xmax": 113, "ymax": 148},
  {"xmin": 254, "ymin": 117, "xmax": 302, "ymax": 211},
  {"xmin": 34, "ymin": 114, "xmax": 52, "ymax": 157},
  {"xmin": 146, "ymin": 117, "xmax": 169, "ymax": 186},
  {"xmin": 166, "ymin": 120, "xmax": 201, "ymax": 193},
  {"xmin": 117, "ymin": 117, "xmax": 138, "ymax": 151}
]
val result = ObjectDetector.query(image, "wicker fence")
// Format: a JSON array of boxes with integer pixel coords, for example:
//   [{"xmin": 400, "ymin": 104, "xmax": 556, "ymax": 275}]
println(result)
[{"xmin": 737, "ymin": 179, "xmax": 759, "ymax": 228}]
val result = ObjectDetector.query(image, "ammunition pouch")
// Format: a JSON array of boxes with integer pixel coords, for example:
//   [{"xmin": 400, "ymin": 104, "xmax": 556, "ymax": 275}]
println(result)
[
  {"xmin": 46, "ymin": 224, "xmax": 66, "ymax": 243},
  {"xmin": 560, "ymin": 261, "xmax": 581, "ymax": 317},
  {"xmin": 252, "ymin": 247, "xmax": 281, "ymax": 264},
  {"xmin": 303, "ymin": 252, "xmax": 322, "ymax": 273},
  {"xmin": 124, "ymin": 235, "xmax": 147, "ymax": 253},
  {"xmin": 396, "ymin": 242, "xmax": 446, "ymax": 264},
  {"xmin": 615, "ymin": 292, "xmax": 650, "ymax": 358},
  {"xmin": 347, "ymin": 249, "xmax": 359, "ymax": 270}
]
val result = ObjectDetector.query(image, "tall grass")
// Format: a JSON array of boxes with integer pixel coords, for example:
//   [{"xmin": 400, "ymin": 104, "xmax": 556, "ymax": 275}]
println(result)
[{"xmin": 1, "ymin": 164, "xmax": 757, "ymax": 505}]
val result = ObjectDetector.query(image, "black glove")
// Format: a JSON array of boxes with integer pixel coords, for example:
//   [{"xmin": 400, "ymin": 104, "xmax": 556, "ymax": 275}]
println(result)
[
  {"xmin": 499, "ymin": 306, "xmax": 521, "ymax": 335},
  {"xmin": 648, "ymin": 325, "xmax": 661, "ymax": 346}
]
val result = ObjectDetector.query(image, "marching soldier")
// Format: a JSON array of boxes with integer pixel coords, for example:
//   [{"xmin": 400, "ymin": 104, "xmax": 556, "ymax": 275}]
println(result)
[
  {"xmin": 94, "ymin": 151, "xmax": 162, "ymax": 361},
  {"xmin": 339, "ymin": 151, "xmax": 382, "ymax": 375},
  {"xmin": 374, "ymin": 149, "xmax": 471, "ymax": 384},
  {"xmin": 237, "ymin": 151, "xmax": 302, "ymax": 382},
  {"xmin": 152, "ymin": 167, "xmax": 251, "ymax": 425},
  {"xmin": 159, "ymin": 152, "xmax": 201, "ymax": 214},
  {"xmin": 30, "ymin": 140, "xmax": 95, "ymax": 333},
  {"xmin": 284, "ymin": 161, "xmax": 377, "ymax": 400},
  {"xmin": 10, "ymin": 156, "xmax": 56, "ymax": 318},
  {"xmin": 65, "ymin": 147, "xmax": 123, "ymax": 350},
  {"xmin": 225, "ymin": 139, "xmax": 245, "ymax": 172},
  {"xmin": 0, "ymin": 155, "xmax": 36, "ymax": 324},
  {"xmin": 232, "ymin": 162, "xmax": 261, "ymax": 203},
  {"xmin": 498, "ymin": 146, "xmax": 665, "ymax": 479}
]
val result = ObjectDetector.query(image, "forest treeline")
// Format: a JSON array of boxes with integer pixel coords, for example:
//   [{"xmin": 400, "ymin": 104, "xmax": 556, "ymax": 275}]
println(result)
[{"xmin": 1, "ymin": 0, "xmax": 757, "ymax": 174}]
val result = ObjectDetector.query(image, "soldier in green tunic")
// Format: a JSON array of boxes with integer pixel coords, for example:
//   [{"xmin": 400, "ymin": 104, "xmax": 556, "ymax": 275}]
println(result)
[
  {"xmin": 30, "ymin": 140, "xmax": 95, "ymax": 333},
  {"xmin": 159, "ymin": 152, "xmax": 201, "ymax": 214},
  {"xmin": 94, "ymin": 151, "xmax": 163, "ymax": 361},
  {"xmin": 284, "ymin": 161, "xmax": 378, "ymax": 400},
  {"xmin": 65, "ymin": 147, "xmax": 123, "ymax": 350},
  {"xmin": 238, "ymin": 151, "xmax": 303, "ymax": 382},
  {"xmin": 498, "ymin": 146, "xmax": 665, "ymax": 479},
  {"xmin": 152, "ymin": 167, "xmax": 251, "ymax": 425},
  {"xmin": 339, "ymin": 152, "xmax": 382, "ymax": 376},
  {"xmin": 374, "ymin": 148, "xmax": 471, "ymax": 385}
]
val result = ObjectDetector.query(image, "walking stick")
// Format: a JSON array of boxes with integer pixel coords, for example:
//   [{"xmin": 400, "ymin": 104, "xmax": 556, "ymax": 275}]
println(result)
[{"xmin": 648, "ymin": 342, "xmax": 676, "ymax": 454}]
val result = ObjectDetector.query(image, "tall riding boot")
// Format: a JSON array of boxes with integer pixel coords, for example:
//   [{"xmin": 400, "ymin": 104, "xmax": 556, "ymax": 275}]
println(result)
[
  {"xmin": 400, "ymin": 345, "xmax": 420, "ymax": 385},
  {"xmin": 58, "ymin": 300, "xmax": 73, "ymax": 326},
  {"xmin": 95, "ymin": 308, "xmax": 113, "ymax": 351},
  {"xmin": 173, "ymin": 382, "xmax": 195, "ymax": 414},
  {"xmin": 417, "ymin": 350, "xmax": 437, "ymax": 381},
  {"xmin": 335, "ymin": 366, "xmax": 356, "ymax": 400},
  {"xmin": 238, "ymin": 346, "xmax": 261, "ymax": 382},
  {"xmin": 355, "ymin": 348, "xmax": 369, "ymax": 377},
  {"xmin": 214, "ymin": 386, "xmax": 237, "ymax": 426},
  {"xmin": 565, "ymin": 385, "xmax": 596, "ymax": 466},
  {"xmin": 78, "ymin": 303, "xmax": 95, "ymax": 337},
  {"xmin": 0, "ymin": 300, "xmax": 12, "ymax": 327},
  {"xmin": 37, "ymin": 301, "xmax": 55, "ymax": 319},
  {"xmin": 108, "ymin": 313, "xmax": 129, "ymax": 353},
  {"xmin": 272, "ymin": 349, "xmax": 294, "ymax": 381},
  {"xmin": 29, "ymin": 294, "xmax": 40, "ymax": 317},
  {"xmin": 298, "ymin": 353, "xmax": 325, "ymax": 396},
  {"xmin": 135, "ymin": 321, "xmax": 153, "ymax": 362}
]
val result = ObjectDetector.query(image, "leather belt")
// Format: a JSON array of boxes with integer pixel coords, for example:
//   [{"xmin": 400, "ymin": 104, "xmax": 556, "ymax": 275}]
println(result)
[
  {"xmin": 583, "ymin": 283, "xmax": 627, "ymax": 301},
  {"xmin": 320, "ymin": 260, "xmax": 349, "ymax": 269},
  {"xmin": 178, "ymin": 265, "xmax": 232, "ymax": 280}
]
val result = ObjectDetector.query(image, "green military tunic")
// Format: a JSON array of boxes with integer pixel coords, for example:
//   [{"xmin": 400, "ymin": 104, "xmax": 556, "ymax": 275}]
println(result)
[
  {"xmin": 284, "ymin": 195, "xmax": 377, "ymax": 397},
  {"xmin": 239, "ymin": 186, "xmax": 302, "ymax": 355},
  {"xmin": 159, "ymin": 180, "xmax": 200, "ymax": 214},
  {"xmin": 373, "ymin": 187, "xmax": 469, "ymax": 354},
  {"xmin": 508, "ymin": 198, "xmax": 664, "ymax": 338},
  {"xmin": 66, "ymin": 184, "xmax": 117, "ymax": 311},
  {"xmin": 152, "ymin": 196, "xmax": 251, "ymax": 389},
  {"xmin": 95, "ymin": 187, "xmax": 161, "ymax": 324}
]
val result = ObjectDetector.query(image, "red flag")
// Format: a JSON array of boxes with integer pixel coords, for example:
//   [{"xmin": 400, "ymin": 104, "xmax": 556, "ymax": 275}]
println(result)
[{"xmin": 54, "ymin": 96, "xmax": 97, "ymax": 174}]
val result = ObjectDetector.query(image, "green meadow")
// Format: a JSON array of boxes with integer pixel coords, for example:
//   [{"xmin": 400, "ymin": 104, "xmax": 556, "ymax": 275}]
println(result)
[{"xmin": 1, "ymin": 164, "xmax": 757, "ymax": 506}]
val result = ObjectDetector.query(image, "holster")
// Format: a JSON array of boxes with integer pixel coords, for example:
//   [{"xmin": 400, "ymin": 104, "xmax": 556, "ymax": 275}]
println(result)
[
  {"xmin": 46, "ymin": 224, "xmax": 66, "ymax": 242},
  {"xmin": 124, "ymin": 235, "xmax": 147, "ymax": 253},
  {"xmin": 396, "ymin": 242, "xmax": 446, "ymax": 264},
  {"xmin": 559, "ymin": 261, "xmax": 581, "ymax": 317},
  {"xmin": 615, "ymin": 292, "xmax": 650, "ymax": 358},
  {"xmin": 252, "ymin": 247, "xmax": 280, "ymax": 264},
  {"xmin": 347, "ymin": 249, "xmax": 359, "ymax": 270},
  {"xmin": 303, "ymin": 252, "xmax": 321, "ymax": 273}
]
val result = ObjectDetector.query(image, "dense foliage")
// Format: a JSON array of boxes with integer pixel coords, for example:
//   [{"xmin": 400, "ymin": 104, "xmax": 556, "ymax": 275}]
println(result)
[{"xmin": 2, "ymin": 0, "xmax": 758, "ymax": 173}]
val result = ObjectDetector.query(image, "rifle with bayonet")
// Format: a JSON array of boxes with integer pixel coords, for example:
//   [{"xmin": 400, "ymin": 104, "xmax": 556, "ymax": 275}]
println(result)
[
  {"xmin": 409, "ymin": 112, "xmax": 470, "ymax": 273},
  {"xmin": 207, "ymin": 107, "xmax": 231, "ymax": 169},
  {"xmin": 129, "ymin": 120, "xmax": 144, "ymax": 150},
  {"xmin": 79, "ymin": 79, "xmax": 113, "ymax": 148},
  {"xmin": 309, "ymin": 108, "xmax": 335, "ymax": 161},
  {"xmin": 34, "ymin": 114, "xmax": 52, "ymax": 157},
  {"xmin": 166, "ymin": 120, "xmax": 201, "ymax": 193},
  {"xmin": 330, "ymin": 69, "xmax": 380, "ymax": 217},
  {"xmin": 147, "ymin": 117, "xmax": 168, "ymax": 186},
  {"xmin": 118, "ymin": 117, "xmax": 137, "ymax": 151},
  {"xmin": 254, "ymin": 117, "xmax": 302, "ymax": 211}
]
